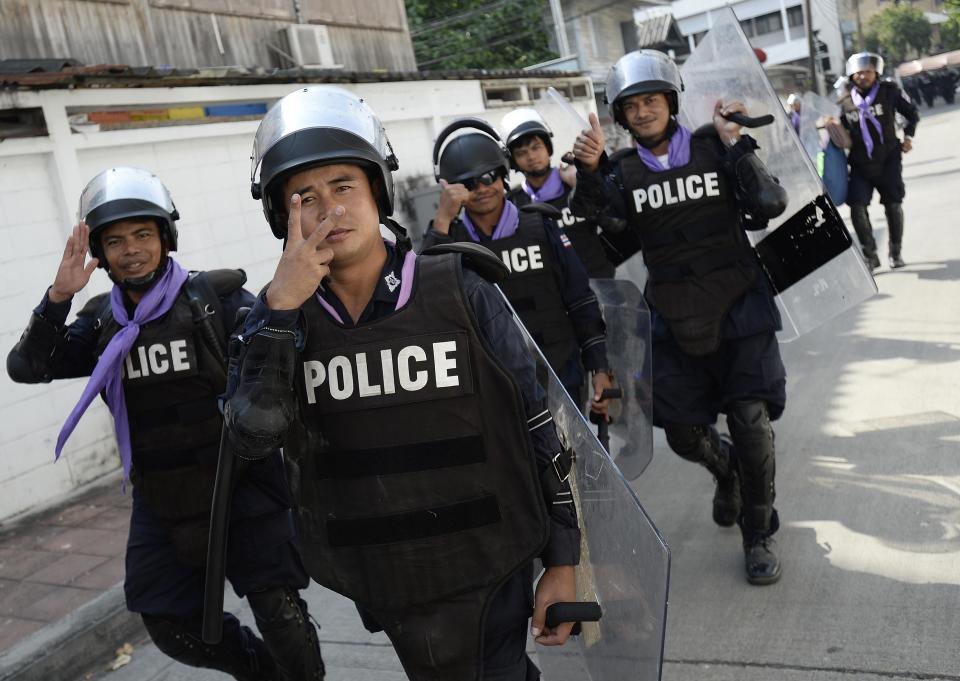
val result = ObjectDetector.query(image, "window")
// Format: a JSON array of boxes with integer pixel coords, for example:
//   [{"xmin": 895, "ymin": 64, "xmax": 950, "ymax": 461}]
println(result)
[
  {"xmin": 754, "ymin": 11, "xmax": 783, "ymax": 35},
  {"xmin": 740, "ymin": 18, "xmax": 755, "ymax": 37},
  {"xmin": 787, "ymin": 6, "xmax": 804, "ymax": 28},
  {"xmin": 692, "ymin": 30, "xmax": 707, "ymax": 46}
]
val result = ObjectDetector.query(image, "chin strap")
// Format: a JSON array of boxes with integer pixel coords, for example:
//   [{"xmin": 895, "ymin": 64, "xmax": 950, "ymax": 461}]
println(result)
[
  {"xmin": 525, "ymin": 165, "xmax": 552, "ymax": 178},
  {"xmin": 109, "ymin": 255, "xmax": 170, "ymax": 292},
  {"xmin": 634, "ymin": 117, "xmax": 679, "ymax": 150}
]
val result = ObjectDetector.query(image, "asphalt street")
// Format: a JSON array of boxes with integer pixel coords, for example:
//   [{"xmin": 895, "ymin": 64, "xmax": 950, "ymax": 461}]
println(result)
[{"xmin": 73, "ymin": 102, "xmax": 960, "ymax": 681}]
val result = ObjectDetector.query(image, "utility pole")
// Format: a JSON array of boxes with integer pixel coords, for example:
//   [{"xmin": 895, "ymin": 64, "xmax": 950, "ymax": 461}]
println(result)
[
  {"xmin": 549, "ymin": 0, "xmax": 571, "ymax": 56},
  {"xmin": 853, "ymin": 0, "xmax": 864, "ymax": 51},
  {"xmin": 293, "ymin": 0, "xmax": 304, "ymax": 24},
  {"xmin": 804, "ymin": 0, "xmax": 819, "ymax": 91}
]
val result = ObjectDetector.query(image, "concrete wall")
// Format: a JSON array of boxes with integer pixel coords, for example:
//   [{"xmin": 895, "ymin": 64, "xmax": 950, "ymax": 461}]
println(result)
[
  {"xmin": 0, "ymin": 76, "xmax": 595, "ymax": 521},
  {"xmin": 562, "ymin": 0, "xmax": 639, "ymax": 83}
]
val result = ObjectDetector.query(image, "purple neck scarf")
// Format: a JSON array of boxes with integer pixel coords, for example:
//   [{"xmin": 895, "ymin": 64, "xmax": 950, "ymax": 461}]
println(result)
[
  {"xmin": 791, "ymin": 110, "xmax": 801, "ymax": 133},
  {"xmin": 315, "ymin": 245, "xmax": 417, "ymax": 324},
  {"xmin": 55, "ymin": 258, "xmax": 189, "ymax": 482},
  {"xmin": 637, "ymin": 123, "xmax": 692, "ymax": 172},
  {"xmin": 462, "ymin": 199, "xmax": 520, "ymax": 242},
  {"xmin": 522, "ymin": 168, "xmax": 564, "ymax": 202},
  {"xmin": 851, "ymin": 82, "xmax": 884, "ymax": 159}
]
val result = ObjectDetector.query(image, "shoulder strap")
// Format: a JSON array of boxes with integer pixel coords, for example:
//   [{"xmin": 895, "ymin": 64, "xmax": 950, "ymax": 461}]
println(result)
[
  {"xmin": 517, "ymin": 208, "xmax": 545, "ymax": 237},
  {"xmin": 421, "ymin": 242, "xmax": 509, "ymax": 284},
  {"xmin": 185, "ymin": 271, "xmax": 237, "ymax": 363}
]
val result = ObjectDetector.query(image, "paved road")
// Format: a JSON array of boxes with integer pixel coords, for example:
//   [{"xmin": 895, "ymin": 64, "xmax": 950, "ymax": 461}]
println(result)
[{"xmin": 75, "ymin": 103, "xmax": 960, "ymax": 681}]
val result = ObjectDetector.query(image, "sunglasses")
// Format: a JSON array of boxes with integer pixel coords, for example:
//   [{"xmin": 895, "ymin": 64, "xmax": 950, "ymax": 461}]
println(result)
[{"xmin": 462, "ymin": 170, "xmax": 502, "ymax": 191}]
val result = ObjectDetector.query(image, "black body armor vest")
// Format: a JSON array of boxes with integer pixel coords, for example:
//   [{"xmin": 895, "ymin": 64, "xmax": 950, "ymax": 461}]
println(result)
[
  {"xmin": 452, "ymin": 211, "xmax": 579, "ymax": 376},
  {"xmin": 841, "ymin": 81, "xmax": 902, "ymax": 170},
  {"xmin": 620, "ymin": 137, "xmax": 758, "ymax": 356},
  {"xmin": 509, "ymin": 184, "xmax": 615, "ymax": 278},
  {"xmin": 288, "ymin": 252, "xmax": 548, "ymax": 681},
  {"xmin": 92, "ymin": 270, "xmax": 243, "ymax": 525}
]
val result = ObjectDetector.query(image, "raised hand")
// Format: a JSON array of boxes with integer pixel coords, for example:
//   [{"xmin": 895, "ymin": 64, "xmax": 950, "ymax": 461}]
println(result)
[
  {"xmin": 49, "ymin": 221, "xmax": 99, "ymax": 303},
  {"xmin": 265, "ymin": 194, "xmax": 337, "ymax": 310},
  {"xmin": 572, "ymin": 112, "xmax": 605, "ymax": 173},
  {"xmin": 433, "ymin": 179, "xmax": 471, "ymax": 234}
]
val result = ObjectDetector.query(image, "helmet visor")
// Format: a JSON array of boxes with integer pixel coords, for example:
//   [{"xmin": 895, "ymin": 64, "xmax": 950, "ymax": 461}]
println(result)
[{"xmin": 79, "ymin": 167, "xmax": 175, "ymax": 223}]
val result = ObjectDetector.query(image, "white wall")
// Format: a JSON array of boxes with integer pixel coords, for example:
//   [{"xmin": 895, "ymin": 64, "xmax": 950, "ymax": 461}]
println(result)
[{"xmin": 0, "ymin": 77, "xmax": 595, "ymax": 521}]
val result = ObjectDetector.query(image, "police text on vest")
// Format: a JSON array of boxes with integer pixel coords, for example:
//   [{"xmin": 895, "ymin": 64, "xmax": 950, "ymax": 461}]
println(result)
[
  {"xmin": 632, "ymin": 173, "xmax": 720, "ymax": 213},
  {"xmin": 304, "ymin": 341, "xmax": 460, "ymax": 404},
  {"xmin": 500, "ymin": 246, "xmax": 543, "ymax": 273},
  {"xmin": 124, "ymin": 341, "xmax": 191, "ymax": 379}
]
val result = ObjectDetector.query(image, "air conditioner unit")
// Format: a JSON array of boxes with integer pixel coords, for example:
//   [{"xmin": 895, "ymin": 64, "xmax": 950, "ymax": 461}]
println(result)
[{"xmin": 282, "ymin": 24, "xmax": 343, "ymax": 69}]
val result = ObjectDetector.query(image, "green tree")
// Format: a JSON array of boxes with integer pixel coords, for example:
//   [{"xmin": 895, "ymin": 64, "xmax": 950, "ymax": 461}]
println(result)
[
  {"xmin": 942, "ymin": 0, "xmax": 960, "ymax": 51},
  {"xmin": 865, "ymin": 5, "xmax": 932, "ymax": 64},
  {"xmin": 406, "ymin": 0, "xmax": 557, "ymax": 71}
]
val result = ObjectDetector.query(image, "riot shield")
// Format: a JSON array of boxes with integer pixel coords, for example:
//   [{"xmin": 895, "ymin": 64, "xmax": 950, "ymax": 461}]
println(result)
[
  {"xmin": 534, "ymin": 87, "xmax": 592, "ymax": 163},
  {"xmin": 676, "ymin": 7, "xmax": 877, "ymax": 342},
  {"xmin": 590, "ymin": 279, "xmax": 654, "ymax": 481},
  {"xmin": 502, "ymin": 289, "xmax": 670, "ymax": 681},
  {"xmin": 798, "ymin": 91, "xmax": 841, "ymax": 162}
]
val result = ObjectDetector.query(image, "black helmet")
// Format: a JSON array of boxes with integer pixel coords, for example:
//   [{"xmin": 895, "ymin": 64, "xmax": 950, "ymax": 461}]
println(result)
[
  {"xmin": 78, "ymin": 167, "xmax": 179, "ymax": 269},
  {"xmin": 605, "ymin": 49, "xmax": 684, "ymax": 126},
  {"xmin": 500, "ymin": 108, "xmax": 554, "ymax": 167},
  {"xmin": 250, "ymin": 86, "xmax": 399, "ymax": 239},
  {"xmin": 433, "ymin": 118, "xmax": 510, "ymax": 185}
]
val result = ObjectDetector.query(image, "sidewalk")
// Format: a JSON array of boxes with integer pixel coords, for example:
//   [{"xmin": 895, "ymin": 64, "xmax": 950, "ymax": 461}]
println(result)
[{"xmin": 0, "ymin": 472, "xmax": 144, "ymax": 680}]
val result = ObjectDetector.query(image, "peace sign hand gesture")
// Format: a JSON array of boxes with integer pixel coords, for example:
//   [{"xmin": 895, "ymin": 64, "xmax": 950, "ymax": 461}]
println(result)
[{"xmin": 265, "ymin": 194, "xmax": 337, "ymax": 311}]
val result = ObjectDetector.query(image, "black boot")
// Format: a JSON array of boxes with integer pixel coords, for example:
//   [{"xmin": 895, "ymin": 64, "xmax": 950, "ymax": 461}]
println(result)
[
  {"xmin": 850, "ymin": 204, "xmax": 880, "ymax": 270},
  {"xmin": 248, "ymin": 587, "xmax": 326, "ymax": 681},
  {"xmin": 728, "ymin": 401, "xmax": 781, "ymax": 585},
  {"xmin": 885, "ymin": 203, "xmax": 906, "ymax": 268},
  {"xmin": 664, "ymin": 424, "xmax": 740, "ymax": 527}
]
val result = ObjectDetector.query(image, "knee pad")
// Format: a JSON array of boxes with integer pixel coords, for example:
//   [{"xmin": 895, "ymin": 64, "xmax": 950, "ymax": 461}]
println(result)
[{"xmin": 663, "ymin": 423, "xmax": 731, "ymax": 479}]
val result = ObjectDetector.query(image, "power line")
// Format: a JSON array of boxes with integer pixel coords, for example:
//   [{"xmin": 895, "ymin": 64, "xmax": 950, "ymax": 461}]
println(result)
[{"xmin": 409, "ymin": 0, "xmax": 524, "ymax": 37}]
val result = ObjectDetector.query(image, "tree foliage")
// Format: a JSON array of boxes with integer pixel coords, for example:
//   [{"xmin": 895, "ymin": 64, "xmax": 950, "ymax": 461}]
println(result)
[
  {"xmin": 406, "ymin": 0, "xmax": 557, "ymax": 71},
  {"xmin": 942, "ymin": 0, "xmax": 960, "ymax": 51},
  {"xmin": 864, "ymin": 5, "xmax": 932, "ymax": 64}
]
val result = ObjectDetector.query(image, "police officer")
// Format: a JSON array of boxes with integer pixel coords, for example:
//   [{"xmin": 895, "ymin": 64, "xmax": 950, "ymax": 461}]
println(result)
[
  {"xmin": 6, "ymin": 168, "xmax": 324, "ymax": 681},
  {"xmin": 841, "ymin": 52, "xmax": 920, "ymax": 270},
  {"xmin": 786, "ymin": 93, "xmax": 801, "ymax": 134},
  {"xmin": 421, "ymin": 119, "xmax": 614, "ymax": 412},
  {"xmin": 569, "ymin": 50, "xmax": 788, "ymax": 585},
  {"xmin": 226, "ymin": 86, "xmax": 579, "ymax": 681},
  {"xmin": 501, "ymin": 108, "xmax": 615, "ymax": 278}
]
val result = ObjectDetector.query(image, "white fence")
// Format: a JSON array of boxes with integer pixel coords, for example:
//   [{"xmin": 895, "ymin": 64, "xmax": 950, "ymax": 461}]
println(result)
[{"xmin": 0, "ymin": 76, "xmax": 595, "ymax": 520}]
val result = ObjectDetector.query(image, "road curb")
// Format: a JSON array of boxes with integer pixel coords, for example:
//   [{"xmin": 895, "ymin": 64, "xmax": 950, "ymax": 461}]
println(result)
[{"xmin": 0, "ymin": 583, "xmax": 144, "ymax": 681}]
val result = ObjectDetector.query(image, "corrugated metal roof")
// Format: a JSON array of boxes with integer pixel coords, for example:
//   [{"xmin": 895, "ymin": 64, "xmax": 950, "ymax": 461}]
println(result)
[{"xmin": 0, "ymin": 63, "xmax": 585, "ymax": 91}]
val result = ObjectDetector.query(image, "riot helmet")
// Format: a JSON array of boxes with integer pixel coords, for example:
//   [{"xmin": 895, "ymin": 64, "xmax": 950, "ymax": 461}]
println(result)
[
  {"xmin": 500, "ymin": 108, "xmax": 554, "ymax": 168},
  {"xmin": 786, "ymin": 93, "xmax": 801, "ymax": 107},
  {"xmin": 846, "ymin": 52, "xmax": 884, "ymax": 77},
  {"xmin": 605, "ymin": 49, "xmax": 684, "ymax": 127},
  {"xmin": 79, "ymin": 167, "xmax": 179, "ymax": 289},
  {"xmin": 251, "ymin": 86, "xmax": 399, "ymax": 239},
  {"xmin": 433, "ymin": 118, "xmax": 510, "ymax": 186}
]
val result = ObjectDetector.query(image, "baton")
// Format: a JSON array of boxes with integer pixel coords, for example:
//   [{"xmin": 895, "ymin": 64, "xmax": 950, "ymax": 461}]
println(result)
[
  {"xmin": 202, "ymin": 426, "xmax": 233, "ymax": 643},
  {"xmin": 589, "ymin": 387, "xmax": 623, "ymax": 452},
  {"xmin": 721, "ymin": 111, "xmax": 776, "ymax": 128},
  {"xmin": 545, "ymin": 601, "xmax": 603, "ymax": 636}
]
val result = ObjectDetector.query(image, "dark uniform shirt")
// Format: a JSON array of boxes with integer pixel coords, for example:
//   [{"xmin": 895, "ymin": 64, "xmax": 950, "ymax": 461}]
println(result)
[{"xmin": 239, "ymin": 241, "xmax": 580, "ymax": 567}]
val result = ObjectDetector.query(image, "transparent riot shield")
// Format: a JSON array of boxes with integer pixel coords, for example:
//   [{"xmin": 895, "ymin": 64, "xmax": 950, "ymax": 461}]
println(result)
[
  {"xmin": 798, "ymin": 91, "xmax": 841, "ymax": 163},
  {"xmin": 502, "ymin": 290, "xmax": 670, "ymax": 681},
  {"xmin": 678, "ymin": 7, "xmax": 877, "ymax": 342},
  {"xmin": 535, "ymin": 86, "xmax": 591, "ymax": 163},
  {"xmin": 590, "ymin": 279, "xmax": 654, "ymax": 481}
]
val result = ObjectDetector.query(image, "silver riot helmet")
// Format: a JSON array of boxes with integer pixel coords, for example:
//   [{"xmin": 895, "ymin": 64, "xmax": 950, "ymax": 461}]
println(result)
[
  {"xmin": 605, "ymin": 49, "xmax": 684, "ymax": 126},
  {"xmin": 846, "ymin": 52, "xmax": 884, "ymax": 77},
  {"xmin": 250, "ymin": 86, "xmax": 399, "ymax": 239},
  {"xmin": 79, "ymin": 167, "xmax": 179, "ymax": 286},
  {"xmin": 786, "ymin": 93, "xmax": 801, "ymax": 107},
  {"xmin": 500, "ymin": 108, "xmax": 554, "ymax": 154}
]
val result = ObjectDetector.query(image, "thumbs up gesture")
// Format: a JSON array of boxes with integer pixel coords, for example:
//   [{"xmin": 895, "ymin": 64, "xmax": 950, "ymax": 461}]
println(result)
[{"xmin": 572, "ymin": 113, "xmax": 605, "ymax": 173}]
